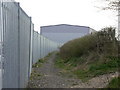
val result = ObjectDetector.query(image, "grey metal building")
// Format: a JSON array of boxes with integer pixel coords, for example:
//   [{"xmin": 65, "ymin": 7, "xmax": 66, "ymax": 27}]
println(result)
[{"xmin": 41, "ymin": 24, "xmax": 96, "ymax": 44}]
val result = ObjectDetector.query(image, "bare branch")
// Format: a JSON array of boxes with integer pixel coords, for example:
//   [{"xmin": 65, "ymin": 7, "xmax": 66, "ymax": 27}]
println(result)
[{"xmin": 101, "ymin": 0, "xmax": 120, "ymax": 10}]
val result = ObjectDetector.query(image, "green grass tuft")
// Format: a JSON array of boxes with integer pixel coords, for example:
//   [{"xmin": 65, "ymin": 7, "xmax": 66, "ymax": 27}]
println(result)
[{"xmin": 107, "ymin": 77, "xmax": 120, "ymax": 88}]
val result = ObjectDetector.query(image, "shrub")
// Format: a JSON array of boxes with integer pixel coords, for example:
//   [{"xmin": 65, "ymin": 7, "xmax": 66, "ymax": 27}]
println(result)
[
  {"xmin": 60, "ymin": 27, "xmax": 118, "ymax": 59},
  {"xmin": 60, "ymin": 34, "xmax": 97, "ymax": 59}
]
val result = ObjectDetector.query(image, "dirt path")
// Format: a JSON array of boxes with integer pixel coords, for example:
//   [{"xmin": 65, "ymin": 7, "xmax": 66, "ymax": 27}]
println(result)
[{"xmin": 28, "ymin": 53, "xmax": 119, "ymax": 88}]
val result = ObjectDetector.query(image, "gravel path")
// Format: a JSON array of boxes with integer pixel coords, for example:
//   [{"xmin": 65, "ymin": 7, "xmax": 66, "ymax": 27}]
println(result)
[{"xmin": 28, "ymin": 53, "xmax": 119, "ymax": 88}]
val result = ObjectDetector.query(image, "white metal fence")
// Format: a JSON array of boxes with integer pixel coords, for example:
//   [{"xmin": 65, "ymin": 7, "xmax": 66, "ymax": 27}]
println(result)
[
  {"xmin": 0, "ymin": 1, "xmax": 3, "ymax": 89},
  {"xmin": 0, "ymin": 1, "xmax": 60, "ymax": 88}
]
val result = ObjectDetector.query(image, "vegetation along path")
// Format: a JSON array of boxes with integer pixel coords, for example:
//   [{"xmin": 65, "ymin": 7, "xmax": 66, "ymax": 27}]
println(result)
[{"xmin": 28, "ymin": 52, "xmax": 119, "ymax": 88}]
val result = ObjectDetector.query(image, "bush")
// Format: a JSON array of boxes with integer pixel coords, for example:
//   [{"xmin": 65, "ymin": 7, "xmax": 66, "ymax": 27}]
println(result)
[
  {"xmin": 60, "ymin": 34, "xmax": 97, "ymax": 59},
  {"xmin": 57, "ymin": 27, "xmax": 119, "ymax": 81},
  {"xmin": 60, "ymin": 27, "xmax": 118, "ymax": 59}
]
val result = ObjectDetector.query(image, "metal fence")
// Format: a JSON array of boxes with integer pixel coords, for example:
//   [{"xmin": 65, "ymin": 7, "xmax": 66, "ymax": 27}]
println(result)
[
  {"xmin": 0, "ymin": 1, "xmax": 3, "ymax": 90},
  {"xmin": 32, "ymin": 31, "xmax": 60, "ymax": 64},
  {"xmin": 0, "ymin": 1, "xmax": 60, "ymax": 88}
]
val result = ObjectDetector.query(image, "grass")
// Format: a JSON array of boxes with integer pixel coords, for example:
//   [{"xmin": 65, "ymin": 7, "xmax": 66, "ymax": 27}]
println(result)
[
  {"xmin": 87, "ymin": 57, "xmax": 119, "ymax": 76},
  {"xmin": 30, "ymin": 52, "xmax": 54, "ymax": 80},
  {"xmin": 30, "ymin": 70, "xmax": 43, "ymax": 80},
  {"xmin": 60, "ymin": 34, "xmax": 98, "ymax": 59},
  {"xmin": 55, "ymin": 53, "xmax": 80, "ymax": 78},
  {"xmin": 32, "ymin": 52, "xmax": 54, "ymax": 68},
  {"xmin": 55, "ymin": 54, "xmax": 83, "ymax": 70},
  {"xmin": 55, "ymin": 53, "xmax": 119, "ymax": 82},
  {"xmin": 99, "ymin": 77, "xmax": 120, "ymax": 90},
  {"xmin": 32, "ymin": 58, "xmax": 46, "ymax": 68},
  {"xmin": 56, "ymin": 27, "xmax": 119, "ymax": 82},
  {"xmin": 107, "ymin": 77, "xmax": 120, "ymax": 88}
]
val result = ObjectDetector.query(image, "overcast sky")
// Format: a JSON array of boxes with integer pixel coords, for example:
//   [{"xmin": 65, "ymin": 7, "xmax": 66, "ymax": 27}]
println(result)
[{"xmin": 15, "ymin": 0, "xmax": 117, "ymax": 32}]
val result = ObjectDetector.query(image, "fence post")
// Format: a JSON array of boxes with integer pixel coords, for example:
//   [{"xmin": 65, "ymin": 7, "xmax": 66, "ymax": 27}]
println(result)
[
  {"xmin": 17, "ymin": 2, "xmax": 20, "ymax": 88},
  {"xmin": 28, "ymin": 17, "xmax": 32, "ymax": 79},
  {"xmin": 0, "ymin": 1, "xmax": 3, "ymax": 89}
]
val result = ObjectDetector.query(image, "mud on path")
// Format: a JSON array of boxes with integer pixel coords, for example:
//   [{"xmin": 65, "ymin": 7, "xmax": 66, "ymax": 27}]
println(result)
[{"xmin": 28, "ymin": 53, "xmax": 119, "ymax": 88}]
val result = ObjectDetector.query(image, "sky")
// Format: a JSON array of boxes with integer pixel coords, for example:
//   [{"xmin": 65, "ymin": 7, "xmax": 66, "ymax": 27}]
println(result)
[{"xmin": 15, "ymin": 0, "xmax": 117, "ymax": 32}]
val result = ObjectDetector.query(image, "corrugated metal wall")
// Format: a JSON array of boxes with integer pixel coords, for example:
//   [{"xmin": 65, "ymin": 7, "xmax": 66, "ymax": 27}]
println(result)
[
  {"xmin": 0, "ymin": 1, "xmax": 60, "ymax": 88},
  {"xmin": 2, "ymin": 2, "xmax": 20, "ymax": 88},
  {"xmin": 41, "ymin": 24, "xmax": 96, "ymax": 44},
  {"xmin": 41, "ymin": 33, "xmax": 87, "ymax": 44},
  {"xmin": 32, "ymin": 31, "xmax": 39, "ymax": 64},
  {"xmin": 19, "ymin": 6, "xmax": 32, "ymax": 88}
]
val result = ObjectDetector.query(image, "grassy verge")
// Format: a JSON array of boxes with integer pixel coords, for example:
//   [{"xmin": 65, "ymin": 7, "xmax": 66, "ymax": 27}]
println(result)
[
  {"xmin": 74, "ymin": 56, "xmax": 119, "ymax": 80},
  {"xmin": 55, "ymin": 53, "xmax": 119, "ymax": 82}
]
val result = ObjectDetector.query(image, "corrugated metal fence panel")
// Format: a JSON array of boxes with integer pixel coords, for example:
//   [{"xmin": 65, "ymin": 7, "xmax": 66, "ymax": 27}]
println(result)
[
  {"xmin": 46, "ymin": 39, "xmax": 49, "ymax": 55},
  {"xmin": 0, "ymin": 1, "xmax": 3, "ymax": 89},
  {"xmin": 19, "ymin": 6, "xmax": 31, "ymax": 88},
  {"xmin": 0, "ymin": 1, "xmax": 1, "ymax": 42},
  {"xmin": 29, "ymin": 23, "xmax": 34, "ymax": 76},
  {"xmin": 38, "ymin": 34, "xmax": 40, "ymax": 59},
  {"xmin": 2, "ymin": 2, "xmax": 19, "ymax": 88},
  {"xmin": 42, "ymin": 36, "xmax": 44, "ymax": 57},
  {"xmin": 38, "ymin": 34, "xmax": 41, "ymax": 59},
  {"xmin": 33, "ymin": 31, "xmax": 37, "ymax": 64},
  {"xmin": 32, "ymin": 31, "xmax": 35, "ymax": 64},
  {"xmin": 43, "ymin": 37, "xmax": 46, "ymax": 57},
  {"xmin": 1, "ymin": 1, "xmax": 60, "ymax": 88},
  {"xmin": 40, "ymin": 35, "xmax": 44, "ymax": 58},
  {"xmin": 44, "ymin": 38, "xmax": 46, "ymax": 56}
]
